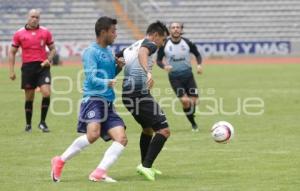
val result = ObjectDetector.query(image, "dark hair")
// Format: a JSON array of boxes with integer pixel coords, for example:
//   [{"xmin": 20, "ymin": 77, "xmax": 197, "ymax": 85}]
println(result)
[
  {"xmin": 95, "ymin": 16, "xmax": 117, "ymax": 37},
  {"xmin": 146, "ymin": 20, "xmax": 169, "ymax": 36}
]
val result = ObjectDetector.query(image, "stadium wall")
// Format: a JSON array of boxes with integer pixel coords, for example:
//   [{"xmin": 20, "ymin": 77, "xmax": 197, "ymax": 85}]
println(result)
[{"xmin": 1, "ymin": 40, "xmax": 299, "ymax": 64}]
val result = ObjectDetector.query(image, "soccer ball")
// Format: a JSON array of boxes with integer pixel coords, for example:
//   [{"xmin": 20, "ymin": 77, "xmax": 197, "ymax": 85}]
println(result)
[{"xmin": 211, "ymin": 121, "xmax": 234, "ymax": 143}]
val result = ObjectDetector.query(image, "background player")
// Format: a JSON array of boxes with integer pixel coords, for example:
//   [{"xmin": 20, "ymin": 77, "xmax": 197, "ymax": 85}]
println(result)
[
  {"xmin": 51, "ymin": 16, "xmax": 127, "ymax": 183},
  {"xmin": 157, "ymin": 22, "xmax": 203, "ymax": 132},
  {"xmin": 121, "ymin": 21, "xmax": 170, "ymax": 181},
  {"xmin": 8, "ymin": 9, "xmax": 56, "ymax": 133}
]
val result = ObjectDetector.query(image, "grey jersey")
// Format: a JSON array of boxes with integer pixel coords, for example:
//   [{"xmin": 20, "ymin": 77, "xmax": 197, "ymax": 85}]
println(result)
[
  {"xmin": 157, "ymin": 37, "xmax": 201, "ymax": 78},
  {"xmin": 123, "ymin": 38, "xmax": 157, "ymax": 92}
]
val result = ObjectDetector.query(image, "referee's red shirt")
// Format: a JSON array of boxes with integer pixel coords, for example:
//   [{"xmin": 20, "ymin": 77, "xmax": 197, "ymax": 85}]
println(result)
[{"xmin": 12, "ymin": 25, "xmax": 54, "ymax": 64}]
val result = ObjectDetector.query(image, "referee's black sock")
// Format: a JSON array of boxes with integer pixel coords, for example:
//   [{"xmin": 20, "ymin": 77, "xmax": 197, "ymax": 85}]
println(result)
[
  {"xmin": 25, "ymin": 101, "xmax": 33, "ymax": 125},
  {"xmin": 142, "ymin": 133, "xmax": 167, "ymax": 168},
  {"xmin": 140, "ymin": 132, "xmax": 153, "ymax": 163},
  {"xmin": 183, "ymin": 105, "xmax": 197, "ymax": 126},
  {"xmin": 41, "ymin": 97, "xmax": 50, "ymax": 123}
]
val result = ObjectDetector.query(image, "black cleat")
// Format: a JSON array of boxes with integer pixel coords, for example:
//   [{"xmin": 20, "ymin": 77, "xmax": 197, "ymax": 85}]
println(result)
[
  {"xmin": 38, "ymin": 122, "xmax": 50, "ymax": 133},
  {"xmin": 25, "ymin": 124, "xmax": 32, "ymax": 132},
  {"xmin": 192, "ymin": 124, "xmax": 199, "ymax": 132}
]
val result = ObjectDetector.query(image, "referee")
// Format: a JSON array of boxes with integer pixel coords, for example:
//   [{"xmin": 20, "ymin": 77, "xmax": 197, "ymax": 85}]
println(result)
[{"xmin": 8, "ymin": 9, "xmax": 56, "ymax": 132}]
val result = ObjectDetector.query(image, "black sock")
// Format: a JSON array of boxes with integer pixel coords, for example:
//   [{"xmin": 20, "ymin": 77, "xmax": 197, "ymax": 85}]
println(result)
[
  {"xmin": 183, "ymin": 105, "xmax": 196, "ymax": 126},
  {"xmin": 41, "ymin": 97, "xmax": 50, "ymax": 123},
  {"xmin": 25, "ymin": 101, "xmax": 33, "ymax": 125},
  {"xmin": 142, "ymin": 133, "xmax": 167, "ymax": 168},
  {"xmin": 140, "ymin": 133, "xmax": 153, "ymax": 163}
]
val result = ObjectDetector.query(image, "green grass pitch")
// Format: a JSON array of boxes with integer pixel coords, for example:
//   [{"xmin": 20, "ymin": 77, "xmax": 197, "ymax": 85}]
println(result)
[{"xmin": 0, "ymin": 63, "xmax": 299, "ymax": 191}]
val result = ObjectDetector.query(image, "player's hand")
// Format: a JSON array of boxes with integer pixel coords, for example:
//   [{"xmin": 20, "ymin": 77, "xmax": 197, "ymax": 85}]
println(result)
[
  {"xmin": 108, "ymin": 79, "xmax": 117, "ymax": 88},
  {"xmin": 164, "ymin": 65, "xmax": 172, "ymax": 72},
  {"xmin": 196, "ymin": 65, "xmax": 203, "ymax": 74},
  {"xmin": 41, "ymin": 59, "xmax": 51, "ymax": 67},
  {"xmin": 9, "ymin": 71, "xmax": 16, "ymax": 81},
  {"xmin": 116, "ymin": 57, "xmax": 125, "ymax": 68},
  {"xmin": 147, "ymin": 72, "xmax": 154, "ymax": 89}
]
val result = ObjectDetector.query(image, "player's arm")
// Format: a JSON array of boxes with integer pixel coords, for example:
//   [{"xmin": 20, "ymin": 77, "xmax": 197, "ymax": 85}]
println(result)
[
  {"xmin": 8, "ymin": 46, "xmax": 18, "ymax": 80},
  {"xmin": 41, "ymin": 30, "xmax": 56, "ymax": 67},
  {"xmin": 84, "ymin": 50, "xmax": 116, "ymax": 88},
  {"xmin": 115, "ymin": 48, "xmax": 125, "ymax": 75},
  {"xmin": 186, "ymin": 38, "xmax": 203, "ymax": 74},
  {"xmin": 138, "ymin": 47, "xmax": 154, "ymax": 89},
  {"xmin": 138, "ymin": 47, "xmax": 150, "ymax": 73},
  {"xmin": 41, "ymin": 43, "xmax": 56, "ymax": 67},
  {"xmin": 156, "ymin": 46, "xmax": 165, "ymax": 69},
  {"xmin": 157, "ymin": 45, "xmax": 172, "ymax": 72}
]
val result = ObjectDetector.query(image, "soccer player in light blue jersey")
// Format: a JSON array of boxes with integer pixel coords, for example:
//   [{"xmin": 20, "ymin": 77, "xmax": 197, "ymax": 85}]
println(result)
[
  {"xmin": 157, "ymin": 22, "xmax": 203, "ymax": 132},
  {"xmin": 51, "ymin": 16, "xmax": 127, "ymax": 183}
]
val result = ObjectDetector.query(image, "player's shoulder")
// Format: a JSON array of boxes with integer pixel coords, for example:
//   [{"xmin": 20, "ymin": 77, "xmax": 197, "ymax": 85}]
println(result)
[
  {"xmin": 14, "ymin": 27, "xmax": 26, "ymax": 35},
  {"xmin": 39, "ymin": 26, "xmax": 49, "ymax": 31},
  {"xmin": 84, "ymin": 42, "xmax": 102, "ymax": 55},
  {"xmin": 141, "ymin": 38, "xmax": 155, "ymax": 46},
  {"xmin": 181, "ymin": 37, "xmax": 193, "ymax": 44},
  {"xmin": 39, "ymin": 26, "xmax": 52, "ymax": 33},
  {"xmin": 163, "ymin": 38, "xmax": 172, "ymax": 47}
]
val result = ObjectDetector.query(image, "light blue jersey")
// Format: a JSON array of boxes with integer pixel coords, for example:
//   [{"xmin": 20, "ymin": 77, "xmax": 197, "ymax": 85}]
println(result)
[{"xmin": 82, "ymin": 42, "xmax": 117, "ymax": 102}]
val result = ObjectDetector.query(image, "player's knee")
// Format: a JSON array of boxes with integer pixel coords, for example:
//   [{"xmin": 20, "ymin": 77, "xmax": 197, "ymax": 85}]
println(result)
[
  {"xmin": 87, "ymin": 131, "xmax": 100, "ymax": 143},
  {"xmin": 25, "ymin": 90, "xmax": 35, "ymax": 101},
  {"xmin": 143, "ymin": 128, "xmax": 154, "ymax": 136},
  {"xmin": 115, "ymin": 135, "xmax": 128, "ymax": 146},
  {"xmin": 181, "ymin": 98, "xmax": 190, "ymax": 108},
  {"xmin": 157, "ymin": 128, "xmax": 171, "ymax": 138},
  {"xmin": 191, "ymin": 97, "xmax": 198, "ymax": 105},
  {"xmin": 42, "ymin": 91, "xmax": 51, "ymax": 97}
]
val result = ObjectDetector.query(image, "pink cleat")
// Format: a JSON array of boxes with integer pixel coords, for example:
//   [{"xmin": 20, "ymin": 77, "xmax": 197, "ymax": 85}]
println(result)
[
  {"xmin": 89, "ymin": 168, "xmax": 117, "ymax": 183},
  {"xmin": 51, "ymin": 156, "xmax": 65, "ymax": 182}
]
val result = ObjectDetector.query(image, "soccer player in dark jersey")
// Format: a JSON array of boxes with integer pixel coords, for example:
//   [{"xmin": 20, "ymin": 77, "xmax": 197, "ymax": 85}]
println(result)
[
  {"xmin": 157, "ymin": 22, "xmax": 203, "ymax": 132},
  {"xmin": 120, "ymin": 21, "xmax": 170, "ymax": 181},
  {"xmin": 8, "ymin": 9, "xmax": 56, "ymax": 132},
  {"xmin": 51, "ymin": 17, "xmax": 127, "ymax": 183}
]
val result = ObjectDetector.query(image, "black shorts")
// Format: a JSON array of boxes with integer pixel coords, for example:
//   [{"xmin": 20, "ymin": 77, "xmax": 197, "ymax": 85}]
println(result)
[
  {"xmin": 122, "ymin": 92, "xmax": 169, "ymax": 130},
  {"xmin": 21, "ymin": 61, "xmax": 51, "ymax": 89},
  {"xmin": 169, "ymin": 73, "xmax": 199, "ymax": 98}
]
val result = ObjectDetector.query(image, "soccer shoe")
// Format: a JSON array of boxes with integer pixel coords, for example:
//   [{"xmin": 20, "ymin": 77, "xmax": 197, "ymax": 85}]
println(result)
[
  {"xmin": 38, "ymin": 122, "xmax": 50, "ymax": 132},
  {"xmin": 152, "ymin": 168, "xmax": 162, "ymax": 175},
  {"xmin": 136, "ymin": 164, "xmax": 155, "ymax": 181},
  {"xmin": 25, "ymin": 124, "xmax": 32, "ymax": 132},
  {"xmin": 51, "ymin": 156, "xmax": 65, "ymax": 182},
  {"xmin": 192, "ymin": 124, "xmax": 199, "ymax": 132},
  {"xmin": 89, "ymin": 168, "xmax": 117, "ymax": 183}
]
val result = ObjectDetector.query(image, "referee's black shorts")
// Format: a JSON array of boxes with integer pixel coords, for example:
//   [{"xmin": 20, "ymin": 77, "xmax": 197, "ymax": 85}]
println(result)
[
  {"xmin": 21, "ymin": 61, "xmax": 51, "ymax": 89},
  {"xmin": 168, "ymin": 73, "xmax": 199, "ymax": 98},
  {"xmin": 122, "ymin": 91, "xmax": 169, "ymax": 131}
]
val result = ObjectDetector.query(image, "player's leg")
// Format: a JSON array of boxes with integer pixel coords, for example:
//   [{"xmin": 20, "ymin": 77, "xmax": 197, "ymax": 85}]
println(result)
[
  {"xmin": 142, "ymin": 127, "xmax": 170, "ymax": 169},
  {"xmin": 37, "ymin": 66, "xmax": 51, "ymax": 132},
  {"xmin": 185, "ymin": 74, "xmax": 199, "ymax": 131},
  {"xmin": 180, "ymin": 95, "xmax": 198, "ymax": 130},
  {"xmin": 140, "ymin": 128, "xmax": 153, "ymax": 163},
  {"xmin": 136, "ymin": 96, "xmax": 170, "ymax": 180},
  {"xmin": 169, "ymin": 76, "xmax": 197, "ymax": 130},
  {"xmin": 51, "ymin": 122, "xmax": 100, "ymax": 182},
  {"xmin": 51, "ymin": 99, "xmax": 103, "ymax": 182},
  {"xmin": 21, "ymin": 63, "xmax": 38, "ymax": 132},
  {"xmin": 38, "ymin": 84, "xmax": 51, "ymax": 132},
  {"xmin": 89, "ymin": 125, "xmax": 127, "ymax": 182},
  {"xmin": 24, "ymin": 89, "xmax": 35, "ymax": 132}
]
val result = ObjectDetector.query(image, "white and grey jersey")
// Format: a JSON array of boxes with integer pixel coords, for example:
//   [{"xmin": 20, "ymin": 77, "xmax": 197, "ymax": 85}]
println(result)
[
  {"xmin": 157, "ymin": 37, "xmax": 202, "ymax": 78},
  {"xmin": 123, "ymin": 38, "xmax": 157, "ymax": 92}
]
